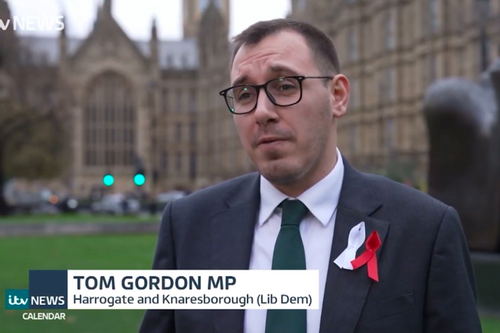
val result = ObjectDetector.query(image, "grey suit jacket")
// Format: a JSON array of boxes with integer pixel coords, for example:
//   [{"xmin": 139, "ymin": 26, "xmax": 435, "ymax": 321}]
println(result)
[{"xmin": 139, "ymin": 158, "xmax": 482, "ymax": 333}]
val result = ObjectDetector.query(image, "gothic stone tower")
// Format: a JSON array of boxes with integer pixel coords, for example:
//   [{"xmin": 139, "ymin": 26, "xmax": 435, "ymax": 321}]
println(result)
[{"xmin": 183, "ymin": 0, "xmax": 230, "ymax": 39}]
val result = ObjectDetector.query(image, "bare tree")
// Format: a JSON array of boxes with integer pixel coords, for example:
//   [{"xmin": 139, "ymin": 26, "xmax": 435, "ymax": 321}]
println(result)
[{"xmin": 0, "ymin": 98, "xmax": 67, "ymax": 215}]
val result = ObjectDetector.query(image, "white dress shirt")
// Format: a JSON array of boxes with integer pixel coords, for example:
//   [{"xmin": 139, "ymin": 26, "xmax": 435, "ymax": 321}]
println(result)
[{"xmin": 244, "ymin": 148, "xmax": 345, "ymax": 333}]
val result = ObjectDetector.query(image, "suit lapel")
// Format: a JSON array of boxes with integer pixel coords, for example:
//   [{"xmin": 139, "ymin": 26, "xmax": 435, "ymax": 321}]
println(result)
[
  {"xmin": 210, "ymin": 173, "xmax": 260, "ymax": 333},
  {"xmin": 319, "ymin": 158, "xmax": 390, "ymax": 333}
]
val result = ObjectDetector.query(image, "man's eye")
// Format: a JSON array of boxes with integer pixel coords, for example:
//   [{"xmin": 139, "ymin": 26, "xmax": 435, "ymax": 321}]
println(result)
[
  {"xmin": 279, "ymin": 84, "xmax": 296, "ymax": 91},
  {"xmin": 238, "ymin": 92, "xmax": 252, "ymax": 100}
]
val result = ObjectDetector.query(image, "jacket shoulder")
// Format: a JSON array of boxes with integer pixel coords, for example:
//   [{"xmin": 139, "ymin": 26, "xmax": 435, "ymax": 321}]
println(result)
[
  {"xmin": 362, "ymin": 172, "xmax": 450, "ymax": 217},
  {"xmin": 170, "ymin": 173, "xmax": 258, "ymax": 212}
]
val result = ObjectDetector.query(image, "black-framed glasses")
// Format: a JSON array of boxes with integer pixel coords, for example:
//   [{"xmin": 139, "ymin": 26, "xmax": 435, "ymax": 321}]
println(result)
[{"xmin": 219, "ymin": 76, "xmax": 333, "ymax": 115}]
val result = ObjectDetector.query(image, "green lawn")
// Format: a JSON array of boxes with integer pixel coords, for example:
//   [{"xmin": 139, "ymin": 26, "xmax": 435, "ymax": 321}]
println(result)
[
  {"xmin": 0, "ymin": 213, "xmax": 159, "ymax": 224},
  {"xmin": 0, "ymin": 235, "xmax": 157, "ymax": 333},
  {"xmin": 1, "ymin": 235, "xmax": 499, "ymax": 333},
  {"xmin": 482, "ymin": 317, "xmax": 500, "ymax": 332}
]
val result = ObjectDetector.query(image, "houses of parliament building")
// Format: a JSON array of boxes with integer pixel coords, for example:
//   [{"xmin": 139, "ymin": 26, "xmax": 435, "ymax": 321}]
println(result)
[{"xmin": 0, "ymin": 0, "xmax": 498, "ymax": 197}]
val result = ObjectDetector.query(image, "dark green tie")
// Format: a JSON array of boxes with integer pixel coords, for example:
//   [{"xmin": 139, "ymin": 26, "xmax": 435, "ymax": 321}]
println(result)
[{"xmin": 265, "ymin": 199, "xmax": 308, "ymax": 333}]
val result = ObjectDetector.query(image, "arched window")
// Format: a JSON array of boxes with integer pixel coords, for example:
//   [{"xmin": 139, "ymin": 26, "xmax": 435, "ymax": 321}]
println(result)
[{"xmin": 83, "ymin": 72, "xmax": 135, "ymax": 167}]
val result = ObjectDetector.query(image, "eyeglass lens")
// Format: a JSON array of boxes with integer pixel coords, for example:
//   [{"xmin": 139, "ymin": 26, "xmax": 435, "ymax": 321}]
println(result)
[{"xmin": 225, "ymin": 77, "xmax": 301, "ymax": 114}]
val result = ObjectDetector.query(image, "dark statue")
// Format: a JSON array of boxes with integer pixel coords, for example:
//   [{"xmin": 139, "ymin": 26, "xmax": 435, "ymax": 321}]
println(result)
[{"xmin": 423, "ymin": 59, "xmax": 500, "ymax": 252}]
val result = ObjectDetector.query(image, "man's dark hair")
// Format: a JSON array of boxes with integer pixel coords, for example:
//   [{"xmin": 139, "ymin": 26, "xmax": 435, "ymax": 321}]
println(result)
[{"xmin": 230, "ymin": 19, "xmax": 340, "ymax": 75}]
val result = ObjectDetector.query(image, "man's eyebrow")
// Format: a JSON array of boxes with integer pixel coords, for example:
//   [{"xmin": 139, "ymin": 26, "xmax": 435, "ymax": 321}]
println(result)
[
  {"xmin": 231, "ymin": 66, "xmax": 300, "ymax": 86},
  {"xmin": 232, "ymin": 75, "xmax": 248, "ymax": 87},
  {"xmin": 269, "ymin": 65, "xmax": 300, "ymax": 76}
]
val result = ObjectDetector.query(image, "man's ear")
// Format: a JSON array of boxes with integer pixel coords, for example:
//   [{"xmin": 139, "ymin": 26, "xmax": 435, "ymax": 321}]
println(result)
[{"xmin": 330, "ymin": 74, "xmax": 349, "ymax": 118}]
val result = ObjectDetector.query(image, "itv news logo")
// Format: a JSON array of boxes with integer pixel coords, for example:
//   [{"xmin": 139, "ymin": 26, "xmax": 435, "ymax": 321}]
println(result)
[
  {"xmin": 5, "ymin": 270, "xmax": 68, "ymax": 310},
  {"xmin": 6, "ymin": 289, "xmax": 65, "ymax": 310},
  {"xmin": 0, "ymin": 16, "xmax": 65, "ymax": 32}
]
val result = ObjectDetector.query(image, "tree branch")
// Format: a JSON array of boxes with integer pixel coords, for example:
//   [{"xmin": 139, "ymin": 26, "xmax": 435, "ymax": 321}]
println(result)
[{"xmin": 1, "ymin": 108, "xmax": 57, "ymax": 143}]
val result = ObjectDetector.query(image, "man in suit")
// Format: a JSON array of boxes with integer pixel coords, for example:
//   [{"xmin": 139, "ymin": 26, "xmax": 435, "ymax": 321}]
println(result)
[{"xmin": 139, "ymin": 19, "xmax": 482, "ymax": 333}]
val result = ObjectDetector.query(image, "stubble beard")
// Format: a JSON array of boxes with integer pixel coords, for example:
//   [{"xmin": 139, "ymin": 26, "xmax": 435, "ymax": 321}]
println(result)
[{"xmin": 258, "ymin": 104, "xmax": 332, "ymax": 187}]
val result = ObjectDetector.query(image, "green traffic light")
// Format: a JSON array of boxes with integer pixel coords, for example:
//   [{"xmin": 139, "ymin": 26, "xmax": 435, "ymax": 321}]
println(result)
[
  {"xmin": 134, "ymin": 173, "xmax": 145, "ymax": 186},
  {"xmin": 103, "ymin": 174, "xmax": 114, "ymax": 186}
]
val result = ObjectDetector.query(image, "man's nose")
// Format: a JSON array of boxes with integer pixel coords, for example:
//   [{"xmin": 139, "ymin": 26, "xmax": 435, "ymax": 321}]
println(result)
[{"xmin": 253, "ymin": 89, "xmax": 278, "ymax": 125}]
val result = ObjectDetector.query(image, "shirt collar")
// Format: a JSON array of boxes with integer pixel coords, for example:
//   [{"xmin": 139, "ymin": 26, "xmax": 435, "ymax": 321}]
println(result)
[{"xmin": 258, "ymin": 148, "xmax": 345, "ymax": 226}]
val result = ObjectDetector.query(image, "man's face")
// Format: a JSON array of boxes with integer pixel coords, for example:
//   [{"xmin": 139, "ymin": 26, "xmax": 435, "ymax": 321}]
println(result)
[{"xmin": 230, "ymin": 30, "xmax": 348, "ymax": 187}]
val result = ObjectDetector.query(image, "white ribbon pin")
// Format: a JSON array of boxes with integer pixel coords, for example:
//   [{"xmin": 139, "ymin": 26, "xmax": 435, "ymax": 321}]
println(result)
[{"xmin": 333, "ymin": 221, "xmax": 366, "ymax": 270}]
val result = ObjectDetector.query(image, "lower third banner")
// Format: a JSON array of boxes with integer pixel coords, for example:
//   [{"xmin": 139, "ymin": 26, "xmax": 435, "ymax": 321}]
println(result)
[{"xmin": 8, "ymin": 270, "xmax": 319, "ymax": 310}]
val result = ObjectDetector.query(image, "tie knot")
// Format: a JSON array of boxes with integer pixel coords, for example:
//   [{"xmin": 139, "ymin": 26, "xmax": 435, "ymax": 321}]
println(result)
[{"xmin": 280, "ymin": 199, "xmax": 308, "ymax": 227}]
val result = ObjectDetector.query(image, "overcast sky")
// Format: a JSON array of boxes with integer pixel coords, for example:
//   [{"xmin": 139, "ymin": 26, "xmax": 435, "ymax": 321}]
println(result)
[{"xmin": 8, "ymin": 0, "xmax": 291, "ymax": 40}]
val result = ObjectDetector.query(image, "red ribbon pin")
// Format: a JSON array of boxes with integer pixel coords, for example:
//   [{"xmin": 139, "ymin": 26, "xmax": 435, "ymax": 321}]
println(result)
[{"xmin": 350, "ymin": 231, "xmax": 382, "ymax": 282}]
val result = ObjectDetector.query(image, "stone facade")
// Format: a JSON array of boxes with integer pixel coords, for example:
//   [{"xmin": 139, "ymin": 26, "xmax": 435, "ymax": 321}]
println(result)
[
  {"xmin": 2, "ymin": 0, "xmax": 499, "ymax": 197},
  {"xmin": 291, "ymin": 0, "xmax": 500, "ymax": 186}
]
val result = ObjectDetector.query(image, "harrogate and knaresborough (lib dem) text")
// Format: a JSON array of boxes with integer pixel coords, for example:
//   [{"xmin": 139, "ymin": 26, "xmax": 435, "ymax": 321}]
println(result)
[{"xmin": 72, "ymin": 293, "xmax": 312, "ymax": 308}]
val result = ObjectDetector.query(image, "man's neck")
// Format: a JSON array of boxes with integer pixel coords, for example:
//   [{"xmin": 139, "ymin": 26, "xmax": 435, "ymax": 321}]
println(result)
[{"xmin": 272, "ymin": 149, "xmax": 338, "ymax": 198}]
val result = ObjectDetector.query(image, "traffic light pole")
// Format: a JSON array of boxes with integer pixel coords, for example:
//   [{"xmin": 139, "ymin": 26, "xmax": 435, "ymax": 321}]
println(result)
[{"xmin": 147, "ymin": 79, "xmax": 159, "ymax": 197}]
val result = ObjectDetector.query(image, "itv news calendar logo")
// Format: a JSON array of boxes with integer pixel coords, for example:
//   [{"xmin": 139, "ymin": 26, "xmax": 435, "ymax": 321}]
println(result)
[{"xmin": 5, "ymin": 270, "xmax": 67, "ymax": 310}]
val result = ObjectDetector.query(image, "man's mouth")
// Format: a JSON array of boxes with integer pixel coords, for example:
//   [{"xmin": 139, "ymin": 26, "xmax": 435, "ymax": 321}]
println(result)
[{"xmin": 256, "ymin": 137, "xmax": 288, "ymax": 146}]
